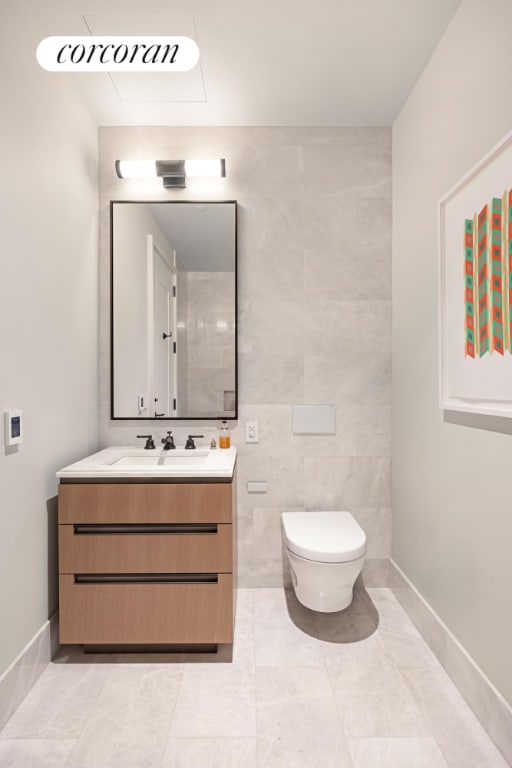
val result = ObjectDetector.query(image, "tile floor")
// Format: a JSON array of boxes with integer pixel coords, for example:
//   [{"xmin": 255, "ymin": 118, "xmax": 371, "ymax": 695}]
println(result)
[{"xmin": 0, "ymin": 587, "xmax": 509, "ymax": 768}]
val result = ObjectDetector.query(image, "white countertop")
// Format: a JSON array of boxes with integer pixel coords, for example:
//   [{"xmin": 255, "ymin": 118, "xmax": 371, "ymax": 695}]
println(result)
[{"xmin": 56, "ymin": 445, "xmax": 237, "ymax": 480}]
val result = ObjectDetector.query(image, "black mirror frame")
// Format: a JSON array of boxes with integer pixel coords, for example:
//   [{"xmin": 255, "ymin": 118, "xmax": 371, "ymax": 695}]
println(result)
[{"xmin": 109, "ymin": 199, "xmax": 238, "ymax": 421}]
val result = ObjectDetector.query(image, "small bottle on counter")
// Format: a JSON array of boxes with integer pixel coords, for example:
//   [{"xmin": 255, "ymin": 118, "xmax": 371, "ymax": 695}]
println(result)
[
  {"xmin": 219, "ymin": 420, "xmax": 230, "ymax": 449},
  {"xmin": 210, "ymin": 437, "xmax": 217, "ymax": 449}
]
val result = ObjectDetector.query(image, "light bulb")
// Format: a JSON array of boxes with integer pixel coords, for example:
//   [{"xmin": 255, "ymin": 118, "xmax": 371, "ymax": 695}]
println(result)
[{"xmin": 115, "ymin": 160, "xmax": 158, "ymax": 178}]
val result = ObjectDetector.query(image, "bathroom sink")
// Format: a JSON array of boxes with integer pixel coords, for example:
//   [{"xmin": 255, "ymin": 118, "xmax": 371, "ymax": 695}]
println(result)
[
  {"xmin": 160, "ymin": 453, "xmax": 208, "ymax": 467},
  {"xmin": 109, "ymin": 449, "xmax": 209, "ymax": 468},
  {"xmin": 56, "ymin": 446, "xmax": 236, "ymax": 479},
  {"xmin": 110, "ymin": 455, "xmax": 161, "ymax": 467}
]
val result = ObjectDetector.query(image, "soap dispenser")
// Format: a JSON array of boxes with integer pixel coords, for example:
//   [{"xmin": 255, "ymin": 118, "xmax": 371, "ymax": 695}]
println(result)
[{"xmin": 219, "ymin": 420, "xmax": 230, "ymax": 449}]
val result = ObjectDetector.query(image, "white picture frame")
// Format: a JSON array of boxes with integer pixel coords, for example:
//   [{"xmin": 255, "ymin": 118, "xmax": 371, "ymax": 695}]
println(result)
[{"xmin": 439, "ymin": 129, "xmax": 512, "ymax": 417}]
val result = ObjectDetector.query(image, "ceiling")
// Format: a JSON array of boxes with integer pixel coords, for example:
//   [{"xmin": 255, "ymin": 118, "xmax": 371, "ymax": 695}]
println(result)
[
  {"xmin": 148, "ymin": 202, "xmax": 235, "ymax": 272},
  {"xmin": 27, "ymin": 0, "xmax": 462, "ymax": 126}
]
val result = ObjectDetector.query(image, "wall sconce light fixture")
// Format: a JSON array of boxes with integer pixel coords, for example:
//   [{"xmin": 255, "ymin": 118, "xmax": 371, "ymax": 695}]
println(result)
[{"xmin": 115, "ymin": 159, "xmax": 226, "ymax": 188}]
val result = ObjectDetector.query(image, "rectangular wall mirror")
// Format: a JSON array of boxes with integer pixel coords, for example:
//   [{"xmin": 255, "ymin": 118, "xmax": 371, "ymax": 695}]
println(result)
[{"xmin": 111, "ymin": 200, "xmax": 237, "ymax": 420}]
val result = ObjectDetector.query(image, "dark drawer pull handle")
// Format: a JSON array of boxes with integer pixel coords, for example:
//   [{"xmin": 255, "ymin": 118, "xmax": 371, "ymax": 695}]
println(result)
[
  {"xmin": 74, "ymin": 573, "xmax": 218, "ymax": 585},
  {"xmin": 73, "ymin": 524, "xmax": 218, "ymax": 535}
]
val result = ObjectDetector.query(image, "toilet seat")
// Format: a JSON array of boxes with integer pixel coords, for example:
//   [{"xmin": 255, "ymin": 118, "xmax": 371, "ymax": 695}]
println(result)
[{"xmin": 281, "ymin": 511, "xmax": 366, "ymax": 564}]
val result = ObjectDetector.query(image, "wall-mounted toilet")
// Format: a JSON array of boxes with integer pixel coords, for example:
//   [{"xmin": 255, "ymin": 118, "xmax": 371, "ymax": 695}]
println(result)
[{"xmin": 281, "ymin": 511, "xmax": 367, "ymax": 612}]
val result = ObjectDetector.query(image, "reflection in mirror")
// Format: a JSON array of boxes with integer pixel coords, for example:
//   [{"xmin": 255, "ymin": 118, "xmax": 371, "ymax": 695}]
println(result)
[{"xmin": 111, "ymin": 201, "xmax": 237, "ymax": 420}]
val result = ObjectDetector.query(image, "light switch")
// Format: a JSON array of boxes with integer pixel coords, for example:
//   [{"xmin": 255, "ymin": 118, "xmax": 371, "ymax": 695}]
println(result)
[{"xmin": 137, "ymin": 393, "xmax": 148, "ymax": 415}]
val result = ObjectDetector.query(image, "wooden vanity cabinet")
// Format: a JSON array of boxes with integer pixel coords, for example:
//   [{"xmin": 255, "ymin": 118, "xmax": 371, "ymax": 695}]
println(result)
[{"xmin": 57, "ymin": 476, "xmax": 237, "ymax": 646}]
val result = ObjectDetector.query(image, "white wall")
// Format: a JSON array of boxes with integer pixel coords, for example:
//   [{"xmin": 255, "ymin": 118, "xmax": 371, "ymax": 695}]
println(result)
[
  {"xmin": 393, "ymin": 0, "xmax": 512, "ymax": 706},
  {"xmin": 0, "ymin": 1, "xmax": 98, "ymax": 676}
]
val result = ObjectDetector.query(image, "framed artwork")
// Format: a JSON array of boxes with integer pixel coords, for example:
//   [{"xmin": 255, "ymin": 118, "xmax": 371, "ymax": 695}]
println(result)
[{"xmin": 439, "ymin": 129, "xmax": 512, "ymax": 417}]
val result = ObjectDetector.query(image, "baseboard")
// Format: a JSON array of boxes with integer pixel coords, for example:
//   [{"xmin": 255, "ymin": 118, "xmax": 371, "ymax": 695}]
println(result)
[
  {"xmin": 0, "ymin": 613, "xmax": 59, "ymax": 732},
  {"xmin": 389, "ymin": 559, "xmax": 512, "ymax": 766}
]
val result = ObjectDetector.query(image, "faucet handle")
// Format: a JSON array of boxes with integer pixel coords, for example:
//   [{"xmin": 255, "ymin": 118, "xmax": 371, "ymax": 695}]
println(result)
[
  {"xmin": 137, "ymin": 434, "xmax": 155, "ymax": 450},
  {"xmin": 184, "ymin": 434, "xmax": 204, "ymax": 450}
]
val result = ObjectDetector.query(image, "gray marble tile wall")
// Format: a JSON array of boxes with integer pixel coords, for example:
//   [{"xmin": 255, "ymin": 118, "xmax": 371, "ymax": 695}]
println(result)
[
  {"xmin": 183, "ymin": 271, "xmax": 236, "ymax": 417},
  {"xmin": 99, "ymin": 127, "xmax": 392, "ymax": 587}
]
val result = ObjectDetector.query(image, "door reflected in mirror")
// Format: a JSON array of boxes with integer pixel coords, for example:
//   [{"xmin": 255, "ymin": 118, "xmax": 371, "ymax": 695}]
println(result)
[{"xmin": 111, "ymin": 201, "xmax": 237, "ymax": 420}]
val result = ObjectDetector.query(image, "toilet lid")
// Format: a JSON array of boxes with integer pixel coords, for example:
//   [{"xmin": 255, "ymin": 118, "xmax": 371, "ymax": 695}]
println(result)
[{"xmin": 281, "ymin": 511, "xmax": 366, "ymax": 563}]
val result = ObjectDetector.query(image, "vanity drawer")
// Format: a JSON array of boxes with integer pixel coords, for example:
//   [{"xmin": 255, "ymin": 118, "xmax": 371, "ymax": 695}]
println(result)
[
  {"xmin": 58, "ymin": 483, "xmax": 232, "ymax": 524},
  {"xmin": 58, "ymin": 522, "xmax": 233, "ymax": 573},
  {"xmin": 59, "ymin": 573, "xmax": 234, "ymax": 644}
]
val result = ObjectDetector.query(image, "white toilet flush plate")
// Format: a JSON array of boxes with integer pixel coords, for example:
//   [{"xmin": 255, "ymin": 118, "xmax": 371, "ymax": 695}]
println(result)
[{"xmin": 292, "ymin": 404, "xmax": 336, "ymax": 435}]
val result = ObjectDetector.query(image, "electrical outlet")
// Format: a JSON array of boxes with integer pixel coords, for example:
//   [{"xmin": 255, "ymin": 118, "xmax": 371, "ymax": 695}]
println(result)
[{"xmin": 245, "ymin": 420, "xmax": 259, "ymax": 443}]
